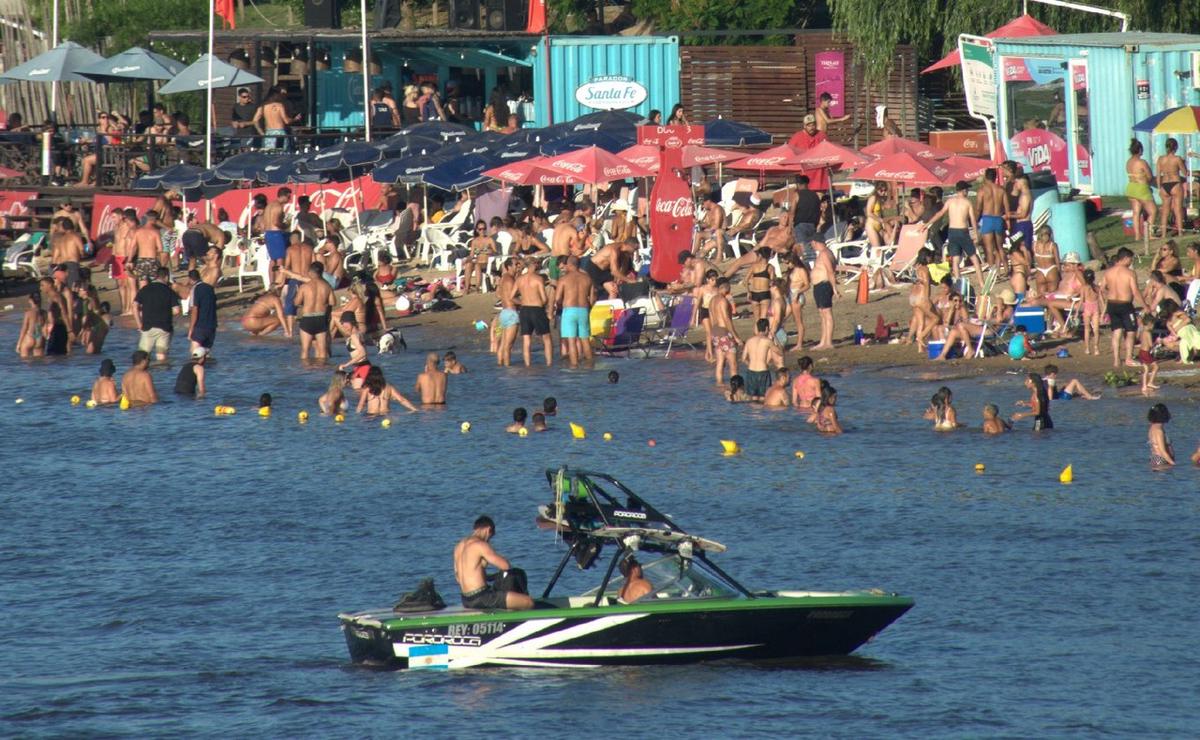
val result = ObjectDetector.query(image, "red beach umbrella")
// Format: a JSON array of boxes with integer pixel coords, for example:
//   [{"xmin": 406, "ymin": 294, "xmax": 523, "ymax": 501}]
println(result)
[
  {"xmin": 941, "ymin": 155, "xmax": 991, "ymax": 182},
  {"xmin": 852, "ymin": 152, "xmax": 956, "ymax": 187},
  {"xmin": 726, "ymin": 144, "xmax": 808, "ymax": 173},
  {"xmin": 484, "ymin": 157, "xmax": 576, "ymax": 186},
  {"xmin": 617, "ymin": 144, "xmax": 661, "ymax": 173},
  {"xmin": 680, "ymin": 145, "xmax": 745, "ymax": 167},
  {"xmin": 532, "ymin": 145, "xmax": 655, "ymax": 185},
  {"xmin": 861, "ymin": 137, "xmax": 954, "ymax": 161},
  {"xmin": 783, "ymin": 140, "xmax": 870, "ymax": 170},
  {"xmin": 922, "ymin": 14, "xmax": 1057, "ymax": 74}
]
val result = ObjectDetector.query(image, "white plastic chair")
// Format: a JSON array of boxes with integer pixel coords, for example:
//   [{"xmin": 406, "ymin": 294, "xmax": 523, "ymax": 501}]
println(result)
[
  {"xmin": 482, "ymin": 232, "xmax": 514, "ymax": 293},
  {"xmin": 3, "ymin": 232, "xmax": 46, "ymax": 278},
  {"xmin": 418, "ymin": 199, "xmax": 472, "ymax": 266},
  {"xmin": 237, "ymin": 241, "xmax": 271, "ymax": 293}
]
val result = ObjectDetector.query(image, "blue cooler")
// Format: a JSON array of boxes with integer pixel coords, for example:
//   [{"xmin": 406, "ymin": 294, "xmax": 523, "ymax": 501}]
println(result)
[
  {"xmin": 927, "ymin": 340, "xmax": 960, "ymax": 359},
  {"xmin": 1014, "ymin": 306, "xmax": 1046, "ymax": 335}
]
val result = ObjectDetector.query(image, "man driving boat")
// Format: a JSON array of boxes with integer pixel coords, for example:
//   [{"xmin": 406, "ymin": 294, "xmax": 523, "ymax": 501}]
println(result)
[
  {"xmin": 618, "ymin": 557, "xmax": 654, "ymax": 604},
  {"xmin": 454, "ymin": 516, "xmax": 534, "ymax": 611}
]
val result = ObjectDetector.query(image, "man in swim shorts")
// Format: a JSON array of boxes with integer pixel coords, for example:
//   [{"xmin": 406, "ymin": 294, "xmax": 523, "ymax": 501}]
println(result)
[
  {"xmin": 976, "ymin": 168, "xmax": 1007, "ymax": 267},
  {"xmin": 49, "ymin": 217, "xmax": 86, "ymax": 289},
  {"xmin": 741, "ymin": 318, "xmax": 783, "ymax": 400},
  {"xmin": 294, "ymin": 261, "xmax": 335, "ymax": 360},
  {"xmin": 262, "ymin": 187, "xmax": 291, "ymax": 282},
  {"xmin": 1104, "ymin": 248, "xmax": 1142, "ymax": 368},
  {"xmin": 810, "ymin": 239, "xmax": 837, "ymax": 350},
  {"xmin": 454, "ymin": 515, "xmax": 533, "ymax": 611},
  {"xmin": 555, "ymin": 256, "xmax": 595, "ymax": 367},
  {"xmin": 515, "ymin": 257, "xmax": 553, "ymax": 367}
]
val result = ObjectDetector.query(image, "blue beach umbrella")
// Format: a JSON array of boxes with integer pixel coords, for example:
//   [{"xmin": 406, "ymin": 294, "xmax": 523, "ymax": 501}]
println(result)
[
  {"xmin": 157, "ymin": 54, "xmax": 264, "ymax": 95},
  {"xmin": 541, "ymin": 129, "xmax": 633, "ymax": 155},
  {"xmin": 0, "ymin": 41, "xmax": 105, "ymax": 83},
  {"xmin": 212, "ymin": 150, "xmax": 276, "ymax": 181},
  {"xmin": 702, "ymin": 119, "xmax": 772, "ymax": 146},
  {"xmin": 373, "ymin": 131, "xmax": 445, "ymax": 158},
  {"xmin": 133, "ymin": 163, "xmax": 216, "ymax": 190},
  {"xmin": 77, "ymin": 46, "xmax": 185, "ymax": 83},
  {"xmin": 421, "ymin": 152, "xmax": 495, "ymax": 192},
  {"xmin": 305, "ymin": 141, "xmax": 383, "ymax": 172},
  {"xmin": 372, "ymin": 152, "xmax": 452, "ymax": 185},
  {"xmin": 395, "ymin": 121, "xmax": 474, "ymax": 142}
]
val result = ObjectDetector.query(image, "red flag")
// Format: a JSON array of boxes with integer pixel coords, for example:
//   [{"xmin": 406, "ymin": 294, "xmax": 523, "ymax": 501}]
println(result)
[
  {"xmin": 648, "ymin": 167, "xmax": 693, "ymax": 284},
  {"xmin": 215, "ymin": 0, "xmax": 236, "ymax": 29},
  {"xmin": 526, "ymin": 0, "xmax": 546, "ymax": 33}
]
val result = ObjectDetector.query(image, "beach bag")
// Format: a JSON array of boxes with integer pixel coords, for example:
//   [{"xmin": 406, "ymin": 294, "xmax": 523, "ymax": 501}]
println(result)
[
  {"xmin": 393, "ymin": 578, "xmax": 446, "ymax": 613},
  {"xmin": 491, "ymin": 567, "xmax": 528, "ymax": 595}
]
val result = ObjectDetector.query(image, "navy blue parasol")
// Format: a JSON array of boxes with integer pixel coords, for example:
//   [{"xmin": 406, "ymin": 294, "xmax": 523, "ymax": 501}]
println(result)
[
  {"xmin": 702, "ymin": 119, "xmax": 772, "ymax": 146},
  {"xmin": 394, "ymin": 121, "xmax": 475, "ymax": 142},
  {"xmin": 421, "ymin": 152, "xmax": 495, "ymax": 192},
  {"xmin": 212, "ymin": 150, "xmax": 276, "ymax": 181},
  {"xmin": 372, "ymin": 152, "xmax": 452, "ymax": 185},
  {"xmin": 540, "ymin": 129, "xmax": 633, "ymax": 155},
  {"xmin": 305, "ymin": 141, "xmax": 383, "ymax": 172}
]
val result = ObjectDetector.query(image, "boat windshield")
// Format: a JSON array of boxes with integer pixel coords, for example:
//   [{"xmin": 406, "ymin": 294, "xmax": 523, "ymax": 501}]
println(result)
[{"xmin": 583, "ymin": 555, "xmax": 738, "ymax": 601}]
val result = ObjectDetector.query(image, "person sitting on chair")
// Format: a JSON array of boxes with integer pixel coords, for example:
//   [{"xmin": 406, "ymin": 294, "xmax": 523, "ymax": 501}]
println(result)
[
  {"xmin": 617, "ymin": 557, "xmax": 654, "ymax": 604},
  {"xmin": 454, "ymin": 515, "xmax": 534, "ymax": 611}
]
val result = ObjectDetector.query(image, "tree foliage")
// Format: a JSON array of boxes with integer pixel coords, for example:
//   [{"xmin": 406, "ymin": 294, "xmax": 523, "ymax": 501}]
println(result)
[
  {"xmin": 629, "ymin": 0, "xmax": 808, "ymax": 43},
  {"xmin": 831, "ymin": 0, "xmax": 1200, "ymax": 86},
  {"xmin": 65, "ymin": 0, "xmax": 208, "ymax": 53}
]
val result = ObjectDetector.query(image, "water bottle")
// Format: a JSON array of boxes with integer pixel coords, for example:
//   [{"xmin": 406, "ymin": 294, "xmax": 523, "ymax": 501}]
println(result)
[{"xmin": 854, "ymin": 324, "xmax": 864, "ymax": 345}]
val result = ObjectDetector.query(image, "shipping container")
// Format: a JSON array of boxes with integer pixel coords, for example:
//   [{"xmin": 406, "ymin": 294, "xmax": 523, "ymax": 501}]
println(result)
[{"xmin": 993, "ymin": 32, "xmax": 1200, "ymax": 196}]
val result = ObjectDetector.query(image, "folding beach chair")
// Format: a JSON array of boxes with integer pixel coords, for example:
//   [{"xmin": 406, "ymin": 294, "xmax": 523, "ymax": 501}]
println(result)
[
  {"xmin": 649, "ymin": 295, "xmax": 696, "ymax": 357},
  {"xmin": 595, "ymin": 307, "xmax": 649, "ymax": 358}
]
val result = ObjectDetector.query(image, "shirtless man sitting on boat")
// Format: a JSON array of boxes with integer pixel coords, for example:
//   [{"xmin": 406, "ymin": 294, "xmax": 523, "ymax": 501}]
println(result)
[
  {"xmin": 454, "ymin": 516, "xmax": 534, "ymax": 611},
  {"xmin": 617, "ymin": 558, "xmax": 654, "ymax": 604}
]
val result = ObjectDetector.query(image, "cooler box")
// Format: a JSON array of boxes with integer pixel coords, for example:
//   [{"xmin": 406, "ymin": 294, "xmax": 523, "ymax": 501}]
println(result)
[
  {"xmin": 1014, "ymin": 307, "xmax": 1046, "ymax": 335},
  {"xmin": 926, "ymin": 340, "xmax": 960, "ymax": 360}
]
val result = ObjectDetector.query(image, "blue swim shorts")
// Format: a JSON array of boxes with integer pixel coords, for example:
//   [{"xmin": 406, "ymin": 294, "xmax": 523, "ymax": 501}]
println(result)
[
  {"xmin": 264, "ymin": 230, "xmax": 288, "ymax": 261},
  {"xmin": 500, "ymin": 308, "xmax": 519, "ymax": 329},
  {"xmin": 979, "ymin": 215, "xmax": 1005, "ymax": 235},
  {"xmin": 560, "ymin": 306, "xmax": 590, "ymax": 339}
]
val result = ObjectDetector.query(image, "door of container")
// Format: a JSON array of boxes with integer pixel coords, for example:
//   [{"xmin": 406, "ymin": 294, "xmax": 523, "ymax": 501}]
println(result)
[{"xmin": 1068, "ymin": 59, "xmax": 1092, "ymax": 193}]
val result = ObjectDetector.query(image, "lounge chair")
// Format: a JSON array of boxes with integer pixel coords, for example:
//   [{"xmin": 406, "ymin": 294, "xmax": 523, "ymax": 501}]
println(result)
[
  {"xmin": 2, "ymin": 231, "xmax": 47, "ymax": 280},
  {"xmin": 650, "ymin": 295, "xmax": 696, "ymax": 357},
  {"xmin": 595, "ymin": 307, "xmax": 648, "ymax": 358}
]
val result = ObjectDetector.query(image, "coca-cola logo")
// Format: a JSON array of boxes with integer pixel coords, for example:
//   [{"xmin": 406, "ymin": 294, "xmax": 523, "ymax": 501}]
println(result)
[
  {"xmin": 747, "ymin": 157, "xmax": 784, "ymax": 166},
  {"xmin": 665, "ymin": 136, "xmax": 683, "ymax": 149},
  {"xmin": 97, "ymin": 206, "xmax": 121, "ymax": 236},
  {"xmin": 601, "ymin": 166, "xmax": 630, "ymax": 177},
  {"xmin": 552, "ymin": 161, "xmax": 585, "ymax": 174},
  {"xmin": 653, "ymin": 196, "xmax": 694, "ymax": 218},
  {"xmin": 499, "ymin": 169, "xmax": 523, "ymax": 181},
  {"xmin": 873, "ymin": 170, "xmax": 916, "ymax": 179},
  {"xmin": 963, "ymin": 139, "xmax": 979, "ymax": 149},
  {"xmin": 627, "ymin": 156, "xmax": 657, "ymax": 168}
]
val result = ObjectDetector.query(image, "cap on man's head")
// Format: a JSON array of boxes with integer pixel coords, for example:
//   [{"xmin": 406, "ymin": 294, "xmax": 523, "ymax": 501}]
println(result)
[{"xmin": 803, "ymin": 114, "xmax": 817, "ymax": 125}]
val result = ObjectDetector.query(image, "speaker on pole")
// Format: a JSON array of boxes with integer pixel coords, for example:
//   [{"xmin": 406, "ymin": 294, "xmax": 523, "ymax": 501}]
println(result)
[
  {"xmin": 449, "ymin": 0, "xmax": 481, "ymax": 29},
  {"xmin": 483, "ymin": 0, "xmax": 527, "ymax": 31},
  {"xmin": 304, "ymin": 0, "xmax": 340, "ymax": 28}
]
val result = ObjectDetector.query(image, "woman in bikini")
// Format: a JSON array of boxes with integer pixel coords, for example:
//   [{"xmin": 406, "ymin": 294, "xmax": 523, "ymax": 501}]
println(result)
[
  {"xmin": 355, "ymin": 365, "xmax": 417, "ymax": 414},
  {"xmin": 337, "ymin": 311, "xmax": 369, "ymax": 371},
  {"xmin": 318, "ymin": 370, "xmax": 349, "ymax": 415},
  {"xmin": 693, "ymin": 269, "xmax": 719, "ymax": 362},
  {"xmin": 906, "ymin": 251, "xmax": 940, "ymax": 352},
  {"xmin": 1126, "ymin": 139, "xmax": 1157, "ymax": 241},
  {"xmin": 865, "ymin": 182, "xmax": 895, "ymax": 247},
  {"xmin": 15, "ymin": 293, "xmax": 45, "ymax": 358},
  {"xmin": 1155, "ymin": 138, "xmax": 1188, "ymax": 238},
  {"xmin": 1152, "ymin": 240, "xmax": 1186, "ymax": 301},
  {"xmin": 814, "ymin": 383, "xmax": 843, "ymax": 435},
  {"xmin": 745, "ymin": 247, "xmax": 775, "ymax": 321},
  {"xmin": 373, "ymin": 252, "xmax": 398, "ymax": 306},
  {"xmin": 1044, "ymin": 255, "xmax": 1083, "ymax": 336},
  {"xmin": 1007, "ymin": 241, "xmax": 1029, "ymax": 301},
  {"xmin": 1031, "ymin": 226, "xmax": 1060, "ymax": 298},
  {"xmin": 786, "ymin": 253, "xmax": 810, "ymax": 350},
  {"xmin": 241, "ymin": 288, "xmax": 288, "ymax": 337},
  {"xmin": 1012, "ymin": 372, "xmax": 1053, "ymax": 431},
  {"xmin": 924, "ymin": 387, "xmax": 960, "ymax": 430},
  {"xmin": 766, "ymin": 279, "xmax": 788, "ymax": 348},
  {"xmin": 461, "ymin": 221, "xmax": 495, "ymax": 294},
  {"xmin": 1147, "ymin": 403, "xmax": 1175, "ymax": 468}
]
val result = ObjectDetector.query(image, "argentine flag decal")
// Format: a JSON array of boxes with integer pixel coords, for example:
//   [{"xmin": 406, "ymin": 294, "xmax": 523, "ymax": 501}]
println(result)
[{"xmin": 408, "ymin": 644, "xmax": 449, "ymax": 670}]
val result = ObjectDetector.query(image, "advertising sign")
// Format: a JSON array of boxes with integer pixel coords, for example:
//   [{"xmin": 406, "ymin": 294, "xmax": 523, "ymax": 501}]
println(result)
[
  {"xmin": 959, "ymin": 36, "xmax": 996, "ymax": 118},
  {"xmin": 575, "ymin": 75, "xmax": 648, "ymax": 111},
  {"xmin": 648, "ymin": 168, "xmax": 693, "ymax": 284},
  {"xmin": 814, "ymin": 51, "xmax": 845, "ymax": 117},
  {"xmin": 1136, "ymin": 79, "xmax": 1150, "ymax": 100},
  {"xmin": 0, "ymin": 190, "xmax": 37, "ymax": 224},
  {"xmin": 1009, "ymin": 129, "xmax": 1069, "ymax": 182}
]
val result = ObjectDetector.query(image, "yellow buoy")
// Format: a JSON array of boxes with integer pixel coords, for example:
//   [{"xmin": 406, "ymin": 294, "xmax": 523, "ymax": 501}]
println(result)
[
  {"xmin": 381, "ymin": 418, "xmax": 391, "ymax": 429},
  {"xmin": 214, "ymin": 405, "xmax": 224, "ymax": 415},
  {"xmin": 975, "ymin": 463, "xmax": 985, "ymax": 473},
  {"xmin": 70, "ymin": 395, "xmax": 81, "ymax": 405},
  {"xmin": 334, "ymin": 414, "xmax": 346, "ymax": 423},
  {"xmin": 603, "ymin": 432, "xmax": 613, "ymax": 441},
  {"xmin": 569, "ymin": 422, "xmax": 586, "ymax": 439},
  {"xmin": 119, "ymin": 396, "xmax": 130, "ymax": 410},
  {"xmin": 1059, "ymin": 464, "xmax": 1073, "ymax": 484},
  {"xmin": 794, "ymin": 451, "xmax": 805, "ymax": 459},
  {"xmin": 225, "ymin": 407, "xmax": 236, "ymax": 415},
  {"xmin": 258, "ymin": 406, "xmax": 271, "ymax": 417},
  {"xmin": 85, "ymin": 399, "xmax": 98, "ymax": 409},
  {"xmin": 298, "ymin": 410, "xmax": 309, "ymax": 422},
  {"xmin": 518, "ymin": 426, "xmax": 529, "ymax": 437},
  {"xmin": 720, "ymin": 439, "xmax": 740, "ymax": 456},
  {"xmin": 460, "ymin": 421, "xmax": 471, "ymax": 433}
]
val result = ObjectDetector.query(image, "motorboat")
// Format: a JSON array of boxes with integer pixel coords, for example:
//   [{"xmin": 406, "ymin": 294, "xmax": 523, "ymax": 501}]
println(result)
[{"xmin": 338, "ymin": 467, "xmax": 913, "ymax": 670}]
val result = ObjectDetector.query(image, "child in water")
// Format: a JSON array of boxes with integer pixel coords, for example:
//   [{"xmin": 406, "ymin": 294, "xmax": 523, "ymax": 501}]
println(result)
[
  {"xmin": 1147, "ymin": 403, "xmax": 1174, "ymax": 468},
  {"xmin": 90, "ymin": 358, "xmax": 119, "ymax": 405},
  {"xmin": 982, "ymin": 403, "xmax": 1011, "ymax": 434},
  {"xmin": 506, "ymin": 407, "xmax": 527, "ymax": 433},
  {"xmin": 1136, "ymin": 313, "xmax": 1160, "ymax": 395},
  {"xmin": 1042, "ymin": 364, "xmax": 1101, "ymax": 400},
  {"xmin": 1013, "ymin": 372, "xmax": 1053, "ymax": 430},
  {"xmin": 814, "ymin": 384, "xmax": 843, "ymax": 435},
  {"xmin": 725, "ymin": 374, "xmax": 749, "ymax": 403}
]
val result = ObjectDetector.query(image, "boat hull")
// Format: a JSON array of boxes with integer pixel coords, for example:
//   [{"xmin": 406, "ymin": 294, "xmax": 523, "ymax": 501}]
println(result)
[{"xmin": 339, "ymin": 594, "xmax": 913, "ymax": 670}]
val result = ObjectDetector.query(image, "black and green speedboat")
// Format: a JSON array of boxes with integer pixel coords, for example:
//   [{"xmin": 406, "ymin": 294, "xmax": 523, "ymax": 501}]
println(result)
[{"xmin": 338, "ymin": 467, "xmax": 913, "ymax": 670}]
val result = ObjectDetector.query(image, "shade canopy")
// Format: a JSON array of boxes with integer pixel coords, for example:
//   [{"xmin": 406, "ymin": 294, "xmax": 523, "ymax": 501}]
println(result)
[
  {"xmin": 212, "ymin": 150, "xmax": 276, "ymax": 181},
  {"xmin": 0, "ymin": 41, "xmax": 105, "ymax": 83},
  {"xmin": 702, "ymin": 118, "xmax": 772, "ymax": 146},
  {"xmin": 727, "ymin": 144, "xmax": 809, "ymax": 173},
  {"xmin": 783, "ymin": 140, "xmax": 869, "ymax": 170},
  {"xmin": 861, "ymin": 137, "xmax": 954, "ymax": 161},
  {"xmin": 941, "ymin": 155, "xmax": 990, "ymax": 182},
  {"xmin": 852, "ymin": 153, "xmax": 955, "ymax": 187},
  {"xmin": 77, "ymin": 46, "xmax": 185, "ymax": 83},
  {"xmin": 304, "ymin": 141, "xmax": 383, "ymax": 172},
  {"xmin": 422, "ymin": 152, "xmax": 495, "ymax": 192},
  {"xmin": 922, "ymin": 14, "xmax": 1057, "ymax": 74},
  {"xmin": 484, "ymin": 157, "xmax": 578, "ymax": 186},
  {"xmin": 541, "ymin": 129, "xmax": 634, "ymax": 155},
  {"xmin": 1133, "ymin": 105, "xmax": 1200, "ymax": 134},
  {"xmin": 532, "ymin": 145, "xmax": 654, "ymax": 185},
  {"xmin": 372, "ymin": 152, "xmax": 453, "ymax": 185},
  {"xmin": 394, "ymin": 121, "xmax": 474, "ymax": 142},
  {"xmin": 157, "ymin": 54, "xmax": 264, "ymax": 94}
]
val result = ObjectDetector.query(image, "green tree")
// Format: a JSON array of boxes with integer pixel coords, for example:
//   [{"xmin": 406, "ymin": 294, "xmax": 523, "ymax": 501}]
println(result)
[
  {"xmin": 65, "ymin": 0, "xmax": 208, "ymax": 53},
  {"xmin": 629, "ymin": 0, "xmax": 810, "ymax": 43},
  {"xmin": 830, "ymin": 0, "xmax": 1200, "ymax": 87}
]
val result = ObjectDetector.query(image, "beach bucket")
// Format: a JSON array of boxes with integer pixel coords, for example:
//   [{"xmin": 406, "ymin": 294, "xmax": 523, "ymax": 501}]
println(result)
[{"xmin": 590, "ymin": 304, "xmax": 615, "ymax": 337}]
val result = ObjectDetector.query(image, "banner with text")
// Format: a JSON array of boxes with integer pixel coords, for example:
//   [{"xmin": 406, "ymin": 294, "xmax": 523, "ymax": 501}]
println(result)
[
  {"xmin": 648, "ymin": 167, "xmax": 693, "ymax": 284},
  {"xmin": 959, "ymin": 35, "xmax": 996, "ymax": 119},
  {"xmin": 814, "ymin": 51, "xmax": 845, "ymax": 117}
]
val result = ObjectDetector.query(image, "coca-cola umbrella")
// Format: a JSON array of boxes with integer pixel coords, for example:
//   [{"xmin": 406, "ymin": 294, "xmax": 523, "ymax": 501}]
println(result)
[
  {"xmin": 861, "ymin": 137, "xmax": 954, "ymax": 161},
  {"xmin": 618, "ymin": 144, "xmax": 662, "ymax": 173},
  {"xmin": 619, "ymin": 144, "xmax": 746, "ymax": 175},
  {"xmin": 483, "ymin": 157, "xmax": 575, "ymax": 186},
  {"xmin": 941, "ymin": 155, "xmax": 990, "ymax": 183},
  {"xmin": 851, "ymin": 152, "xmax": 956, "ymax": 188},
  {"xmin": 532, "ymin": 146, "xmax": 655, "ymax": 185},
  {"xmin": 726, "ymin": 144, "xmax": 809, "ymax": 173},
  {"xmin": 783, "ymin": 141, "xmax": 871, "ymax": 234}
]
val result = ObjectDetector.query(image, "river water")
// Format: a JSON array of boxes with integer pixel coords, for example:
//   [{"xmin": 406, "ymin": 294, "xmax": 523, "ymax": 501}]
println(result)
[{"xmin": 1, "ymin": 310, "xmax": 1197, "ymax": 737}]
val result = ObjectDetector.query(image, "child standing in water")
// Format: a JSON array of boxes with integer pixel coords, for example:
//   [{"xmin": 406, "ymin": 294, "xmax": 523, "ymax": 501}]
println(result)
[
  {"xmin": 981, "ymin": 403, "xmax": 1011, "ymax": 434},
  {"xmin": 1147, "ymin": 403, "xmax": 1174, "ymax": 468},
  {"xmin": 1079, "ymin": 268, "xmax": 1102, "ymax": 355}
]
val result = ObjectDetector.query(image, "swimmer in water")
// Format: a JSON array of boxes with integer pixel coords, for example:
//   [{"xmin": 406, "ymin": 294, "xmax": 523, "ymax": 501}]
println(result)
[
  {"xmin": 414, "ymin": 352, "xmax": 447, "ymax": 405},
  {"xmin": 443, "ymin": 351, "xmax": 467, "ymax": 374},
  {"xmin": 762, "ymin": 367, "xmax": 790, "ymax": 408},
  {"xmin": 814, "ymin": 383, "xmax": 842, "ymax": 435},
  {"xmin": 506, "ymin": 407, "xmax": 527, "ymax": 433},
  {"xmin": 241, "ymin": 288, "xmax": 289, "ymax": 337},
  {"xmin": 319, "ymin": 370, "xmax": 349, "ymax": 415},
  {"xmin": 532, "ymin": 412, "xmax": 548, "ymax": 432},
  {"xmin": 608, "ymin": 370, "xmax": 619, "ymax": 384},
  {"xmin": 982, "ymin": 403, "xmax": 1011, "ymax": 435},
  {"xmin": 725, "ymin": 374, "xmax": 749, "ymax": 403},
  {"xmin": 91, "ymin": 358, "xmax": 119, "ymax": 405},
  {"xmin": 924, "ymin": 386, "xmax": 961, "ymax": 430},
  {"xmin": 1147, "ymin": 403, "xmax": 1174, "ymax": 468},
  {"xmin": 790, "ymin": 356, "xmax": 821, "ymax": 412},
  {"xmin": 120, "ymin": 349, "xmax": 158, "ymax": 406},
  {"xmin": 1042, "ymin": 364, "xmax": 1101, "ymax": 401},
  {"xmin": 356, "ymin": 365, "xmax": 417, "ymax": 414},
  {"xmin": 542, "ymin": 397, "xmax": 557, "ymax": 416}
]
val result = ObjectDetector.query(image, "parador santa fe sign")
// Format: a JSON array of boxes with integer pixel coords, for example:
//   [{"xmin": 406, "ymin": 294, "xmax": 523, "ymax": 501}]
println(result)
[{"xmin": 575, "ymin": 75, "xmax": 648, "ymax": 111}]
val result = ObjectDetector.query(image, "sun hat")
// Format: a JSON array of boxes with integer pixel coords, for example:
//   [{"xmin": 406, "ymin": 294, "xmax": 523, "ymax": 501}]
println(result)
[{"xmin": 1062, "ymin": 252, "xmax": 1081, "ymax": 264}]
